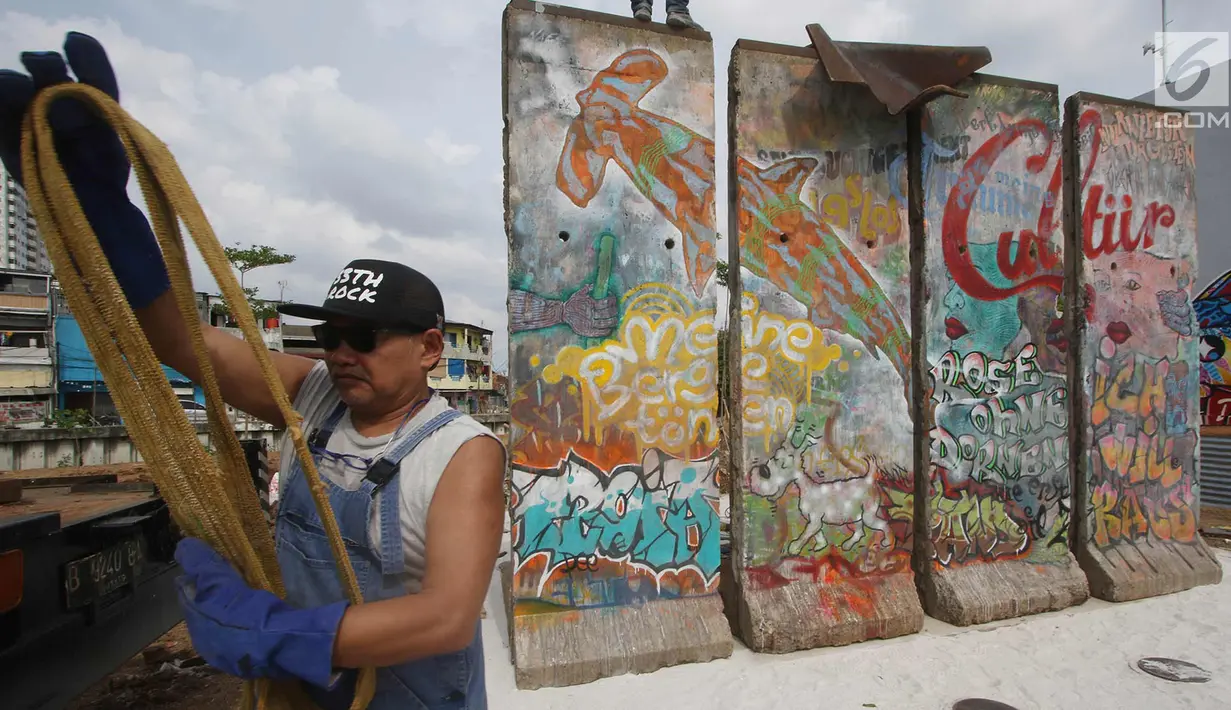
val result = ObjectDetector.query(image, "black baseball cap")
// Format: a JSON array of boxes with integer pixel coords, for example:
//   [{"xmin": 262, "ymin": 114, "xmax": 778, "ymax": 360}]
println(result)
[{"xmin": 277, "ymin": 259, "xmax": 445, "ymax": 332}]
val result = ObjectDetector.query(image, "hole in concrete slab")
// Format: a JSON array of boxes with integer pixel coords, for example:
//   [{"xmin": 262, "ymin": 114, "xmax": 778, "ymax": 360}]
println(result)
[
  {"xmin": 558, "ymin": 231, "xmax": 570, "ymax": 242},
  {"xmin": 1137, "ymin": 657, "xmax": 1212, "ymax": 683},
  {"xmin": 665, "ymin": 238, "xmax": 675, "ymax": 249},
  {"xmin": 779, "ymin": 233, "xmax": 789, "ymax": 243},
  {"xmin": 866, "ymin": 240, "xmax": 875, "ymax": 248},
  {"xmin": 952, "ymin": 700, "xmax": 1019, "ymax": 710}
]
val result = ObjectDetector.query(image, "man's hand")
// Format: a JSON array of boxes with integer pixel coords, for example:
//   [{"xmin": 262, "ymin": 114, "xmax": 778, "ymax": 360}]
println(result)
[
  {"xmin": 0, "ymin": 31, "xmax": 169, "ymax": 308},
  {"xmin": 175, "ymin": 537, "xmax": 346, "ymax": 688},
  {"xmin": 1, "ymin": 34, "xmax": 314, "ymax": 425}
]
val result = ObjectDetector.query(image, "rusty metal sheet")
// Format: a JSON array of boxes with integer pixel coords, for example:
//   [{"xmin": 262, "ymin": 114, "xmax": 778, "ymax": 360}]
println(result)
[{"xmin": 807, "ymin": 23, "xmax": 992, "ymax": 114}]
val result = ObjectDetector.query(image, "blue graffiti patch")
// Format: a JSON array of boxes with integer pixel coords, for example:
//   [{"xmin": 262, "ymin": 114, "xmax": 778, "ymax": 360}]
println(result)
[{"xmin": 512, "ymin": 450, "xmax": 721, "ymax": 590}]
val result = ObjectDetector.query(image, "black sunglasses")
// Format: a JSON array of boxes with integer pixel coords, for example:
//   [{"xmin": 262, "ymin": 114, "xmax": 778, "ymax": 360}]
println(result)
[{"xmin": 312, "ymin": 323, "xmax": 424, "ymax": 354}]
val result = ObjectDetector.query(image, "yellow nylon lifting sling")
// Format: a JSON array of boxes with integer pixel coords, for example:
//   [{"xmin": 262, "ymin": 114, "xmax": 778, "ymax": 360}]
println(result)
[{"xmin": 22, "ymin": 82, "xmax": 375, "ymax": 710}]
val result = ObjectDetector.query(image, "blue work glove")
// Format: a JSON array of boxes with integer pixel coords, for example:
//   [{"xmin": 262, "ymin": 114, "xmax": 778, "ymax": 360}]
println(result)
[
  {"xmin": 174, "ymin": 537, "xmax": 348, "ymax": 689},
  {"xmin": 0, "ymin": 31, "xmax": 169, "ymax": 308}
]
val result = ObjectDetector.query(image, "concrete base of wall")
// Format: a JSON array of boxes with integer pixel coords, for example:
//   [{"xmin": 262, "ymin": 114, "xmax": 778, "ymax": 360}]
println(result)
[
  {"xmin": 502, "ymin": 565, "xmax": 733, "ymax": 689},
  {"xmin": 1077, "ymin": 539, "xmax": 1223, "ymax": 602},
  {"xmin": 733, "ymin": 569, "xmax": 923, "ymax": 653},
  {"xmin": 508, "ymin": 599, "xmax": 733, "ymax": 690},
  {"xmin": 918, "ymin": 555, "xmax": 1089, "ymax": 626}
]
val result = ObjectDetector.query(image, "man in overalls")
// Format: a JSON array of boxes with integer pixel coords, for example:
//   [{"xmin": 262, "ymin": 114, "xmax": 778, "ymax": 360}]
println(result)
[{"xmin": 0, "ymin": 34, "xmax": 506, "ymax": 709}]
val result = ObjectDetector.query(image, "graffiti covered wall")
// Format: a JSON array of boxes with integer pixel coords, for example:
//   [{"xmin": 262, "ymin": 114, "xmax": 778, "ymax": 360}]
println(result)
[
  {"xmin": 503, "ymin": 0, "xmax": 731, "ymax": 689},
  {"xmin": 1195, "ymin": 270, "xmax": 1231, "ymax": 425},
  {"xmin": 727, "ymin": 41, "xmax": 923, "ymax": 652},
  {"xmin": 1067, "ymin": 93, "xmax": 1222, "ymax": 601},
  {"xmin": 918, "ymin": 76, "xmax": 1088, "ymax": 625}
]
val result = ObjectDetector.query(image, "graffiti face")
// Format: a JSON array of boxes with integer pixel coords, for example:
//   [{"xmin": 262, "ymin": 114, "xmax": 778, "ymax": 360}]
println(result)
[
  {"xmin": 926, "ymin": 82, "xmax": 1074, "ymax": 569},
  {"xmin": 1077, "ymin": 100, "xmax": 1201, "ymax": 555},
  {"xmin": 1090, "ymin": 249, "xmax": 1194, "ymax": 361},
  {"xmin": 941, "ymin": 242, "xmax": 1022, "ymax": 357}
]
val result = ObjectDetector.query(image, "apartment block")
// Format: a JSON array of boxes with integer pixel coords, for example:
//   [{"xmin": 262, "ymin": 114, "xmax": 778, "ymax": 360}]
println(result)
[
  {"xmin": 283, "ymin": 319, "xmax": 502, "ymax": 413},
  {"xmin": 430, "ymin": 321, "xmax": 499, "ymax": 413},
  {"xmin": 52, "ymin": 288, "xmax": 282, "ymax": 420},
  {"xmin": 1, "ymin": 169, "xmax": 52, "ymax": 274},
  {"xmin": 0, "ymin": 269, "xmax": 54, "ymax": 427}
]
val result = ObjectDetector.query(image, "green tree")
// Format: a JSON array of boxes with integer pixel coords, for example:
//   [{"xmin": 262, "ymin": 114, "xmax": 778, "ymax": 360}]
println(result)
[
  {"xmin": 223, "ymin": 243, "xmax": 297, "ymax": 287},
  {"xmin": 213, "ymin": 242, "xmax": 296, "ymax": 323},
  {"xmin": 715, "ymin": 259, "xmax": 729, "ymax": 289}
]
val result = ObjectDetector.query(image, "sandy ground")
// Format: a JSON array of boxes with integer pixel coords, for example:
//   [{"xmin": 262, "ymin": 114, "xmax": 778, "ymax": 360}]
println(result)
[
  {"xmin": 68, "ymin": 543, "xmax": 1231, "ymax": 710},
  {"xmin": 478, "ymin": 550, "xmax": 1231, "ymax": 710}
]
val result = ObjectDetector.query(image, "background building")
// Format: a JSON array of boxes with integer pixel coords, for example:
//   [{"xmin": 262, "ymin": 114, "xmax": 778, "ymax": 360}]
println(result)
[
  {"xmin": 1, "ymin": 168, "xmax": 52, "ymax": 274},
  {"xmin": 0, "ymin": 269, "xmax": 55, "ymax": 427},
  {"xmin": 430, "ymin": 321, "xmax": 499, "ymax": 413},
  {"xmin": 281, "ymin": 319, "xmax": 506, "ymax": 413},
  {"xmin": 53, "ymin": 286, "xmax": 199, "ymax": 419},
  {"xmin": 282, "ymin": 324, "xmax": 324, "ymax": 359},
  {"xmin": 52, "ymin": 288, "xmax": 282, "ymax": 422}
]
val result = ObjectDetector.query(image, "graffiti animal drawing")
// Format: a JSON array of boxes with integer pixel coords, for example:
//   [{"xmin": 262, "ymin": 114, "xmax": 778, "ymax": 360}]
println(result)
[
  {"xmin": 750, "ymin": 402, "xmax": 892, "ymax": 555},
  {"xmin": 556, "ymin": 49, "xmax": 717, "ymax": 298},
  {"xmin": 736, "ymin": 156, "xmax": 912, "ymax": 397},
  {"xmin": 557, "ymin": 49, "xmax": 910, "ymax": 392}
]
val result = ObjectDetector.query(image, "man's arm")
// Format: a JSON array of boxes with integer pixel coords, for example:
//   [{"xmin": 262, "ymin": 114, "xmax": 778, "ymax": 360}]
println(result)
[
  {"xmin": 136, "ymin": 291, "xmax": 317, "ymax": 427},
  {"xmin": 331, "ymin": 435, "xmax": 506, "ymax": 667}
]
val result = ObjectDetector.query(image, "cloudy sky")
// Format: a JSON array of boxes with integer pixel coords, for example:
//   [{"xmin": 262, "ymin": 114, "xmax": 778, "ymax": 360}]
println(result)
[{"xmin": 3, "ymin": 0, "xmax": 1227, "ymax": 371}]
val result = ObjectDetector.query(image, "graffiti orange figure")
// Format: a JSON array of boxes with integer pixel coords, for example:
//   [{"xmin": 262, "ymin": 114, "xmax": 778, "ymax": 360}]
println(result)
[
  {"xmin": 736, "ymin": 156, "xmax": 912, "ymax": 393},
  {"xmin": 556, "ymin": 49, "xmax": 717, "ymax": 298}
]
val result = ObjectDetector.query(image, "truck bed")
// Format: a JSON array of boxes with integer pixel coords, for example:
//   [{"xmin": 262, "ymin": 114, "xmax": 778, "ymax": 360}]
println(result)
[
  {"xmin": 3, "ymin": 485, "xmax": 160, "ymax": 527},
  {"xmin": 0, "ymin": 467, "xmax": 183, "ymax": 710}
]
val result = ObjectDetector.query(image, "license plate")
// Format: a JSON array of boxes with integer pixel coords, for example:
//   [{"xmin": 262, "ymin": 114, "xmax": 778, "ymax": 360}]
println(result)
[{"xmin": 64, "ymin": 537, "xmax": 146, "ymax": 609}]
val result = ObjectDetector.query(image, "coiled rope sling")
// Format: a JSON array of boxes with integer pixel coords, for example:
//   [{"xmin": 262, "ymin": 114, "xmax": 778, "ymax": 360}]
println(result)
[{"xmin": 22, "ymin": 84, "xmax": 375, "ymax": 710}]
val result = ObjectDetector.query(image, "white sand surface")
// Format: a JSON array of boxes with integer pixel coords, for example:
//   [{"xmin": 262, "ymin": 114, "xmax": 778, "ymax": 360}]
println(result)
[{"xmin": 481, "ymin": 549, "xmax": 1231, "ymax": 710}]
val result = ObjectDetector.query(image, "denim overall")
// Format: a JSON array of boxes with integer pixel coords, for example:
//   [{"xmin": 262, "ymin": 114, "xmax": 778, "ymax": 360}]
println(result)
[{"xmin": 275, "ymin": 402, "xmax": 486, "ymax": 710}]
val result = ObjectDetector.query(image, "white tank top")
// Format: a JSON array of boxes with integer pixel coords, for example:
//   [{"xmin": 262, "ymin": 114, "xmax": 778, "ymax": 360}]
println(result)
[{"xmin": 273, "ymin": 360, "xmax": 501, "ymax": 593}]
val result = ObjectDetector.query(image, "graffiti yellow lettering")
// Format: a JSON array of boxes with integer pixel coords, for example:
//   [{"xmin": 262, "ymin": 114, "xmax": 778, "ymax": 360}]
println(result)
[
  {"xmin": 542, "ymin": 284, "xmax": 717, "ymax": 453},
  {"xmin": 1091, "ymin": 481, "xmax": 1195, "ymax": 545},
  {"xmin": 818, "ymin": 174, "xmax": 902, "ymax": 245},
  {"xmin": 738, "ymin": 292, "xmax": 842, "ymax": 445}
]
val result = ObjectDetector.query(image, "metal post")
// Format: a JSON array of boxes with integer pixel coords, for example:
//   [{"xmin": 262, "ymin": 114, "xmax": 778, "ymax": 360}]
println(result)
[{"xmin": 1162, "ymin": 0, "xmax": 1168, "ymax": 85}]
